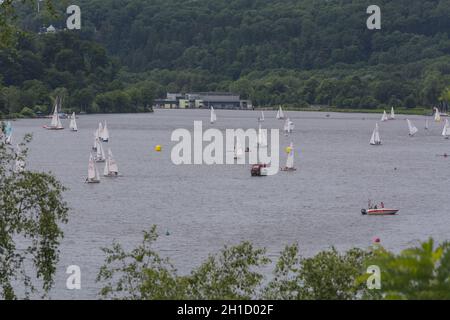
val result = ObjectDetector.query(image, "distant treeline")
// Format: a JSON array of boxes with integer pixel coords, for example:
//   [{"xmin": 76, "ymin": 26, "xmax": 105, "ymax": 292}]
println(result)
[{"xmin": 1, "ymin": 0, "xmax": 450, "ymax": 116}]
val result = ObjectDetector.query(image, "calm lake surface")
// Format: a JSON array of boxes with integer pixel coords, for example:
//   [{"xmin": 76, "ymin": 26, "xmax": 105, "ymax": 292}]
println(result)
[{"xmin": 11, "ymin": 109, "xmax": 450, "ymax": 299}]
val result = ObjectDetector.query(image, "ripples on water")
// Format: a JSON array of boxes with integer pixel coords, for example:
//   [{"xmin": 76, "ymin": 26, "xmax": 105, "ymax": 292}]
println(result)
[{"xmin": 11, "ymin": 110, "xmax": 450, "ymax": 299}]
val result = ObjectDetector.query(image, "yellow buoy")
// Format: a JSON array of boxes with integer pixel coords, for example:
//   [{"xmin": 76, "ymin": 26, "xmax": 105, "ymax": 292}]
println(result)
[{"xmin": 155, "ymin": 145, "xmax": 162, "ymax": 152}]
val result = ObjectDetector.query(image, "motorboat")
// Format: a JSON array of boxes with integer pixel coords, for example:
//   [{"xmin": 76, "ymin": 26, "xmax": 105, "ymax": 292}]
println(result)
[
  {"xmin": 251, "ymin": 164, "xmax": 269, "ymax": 176},
  {"xmin": 361, "ymin": 208, "xmax": 399, "ymax": 215}
]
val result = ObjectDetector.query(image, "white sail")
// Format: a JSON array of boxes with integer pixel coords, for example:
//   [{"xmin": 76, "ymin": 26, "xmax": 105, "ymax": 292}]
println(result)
[
  {"xmin": 108, "ymin": 149, "xmax": 119, "ymax": 173},
  {"xmin": 435, "ymin": 108, "xmax": 441, "ymax": 122},
  {"xmin": 425, "ymin": 119, "xmax": 429, "ymax": 130},
  {"xmin": 95, "ymin": 139, "xmax": 105, "ymax": 162},
  {"xmin": 407, "ymin": 119, "xmax": 418, "ymax": 136},
  {"xmin": 69, "ymin": 112, "xmax": 78, "ymax": 131},
  {"xmin": 48, "ymin": 97, "xmax": 63, "ymax": 129},
  {"xmin": 88, "ymin": 154, "xmax": 97, "ymax": 180},
  {"xmin": 210, "ymin": 107, "xmax": 217, "ymax": 124},
  {"xmin": 104, "ymin": 149, "xmax": 118, "ymax": 176},
  {"xmin": 286, "ymin": 142, "xmax": 294, "ymax": 169},
  {"xmin": 258, "ymin": 124, "xmax": 267, "ymax": 147},
  {"xmin": 98, "ymin": 122, "xmax": 103, "ymax": 137},
  {"xmin": 103, "ymin": 157, "xmax": 109, "ymax": 176},
  {"xmin": 442, "ymin": 119, "xmax": 450, "ymax": 138},
  {"xmin": 390, "ymin": 107, "xmax": 395, "ymax": 119},
  {"xmin": 101, "ymin": 121, "xmax": 109, "ymax": 141},
  {"xmin": 261, "ymin": 111, "xmax": 265, "ymax": 121},
  {"xmin": 234, "ymin": 136, "xmax": 244, "ymax": 159},
  {"xmin": 50, "ymin": 100, "xmax": 59, "ymax": 127},
  {"xmin": 284, "ymin": 118, "xmax": 290, "ymax": 133},
  {"xmin": 381, "ymin": 110, "xmax": 388, "ymax": 122},
  {"xmin": 276, "ymin": 106, "xmax": 285, "ymax": 119},
  {"xmin": 370, "ymin": 123, "xmax": 381, "ymax": 145}
]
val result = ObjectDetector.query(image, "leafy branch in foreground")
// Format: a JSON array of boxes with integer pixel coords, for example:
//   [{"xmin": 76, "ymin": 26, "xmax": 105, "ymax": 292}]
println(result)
[
  {"xmin": 0, "ymin": 131, "xmax": 68, "ymax": 299},
  {"xmin": 97, "ymin": 229, "xmax": 450, "ymax": 300},
  {"xmin": 364, "ymin": 239, "xmax": 450, "ymax": 300}
]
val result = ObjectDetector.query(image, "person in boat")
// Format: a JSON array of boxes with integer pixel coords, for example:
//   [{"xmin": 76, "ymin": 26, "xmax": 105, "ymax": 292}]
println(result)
[{"xmin": 381, "ymin": 202, "xmax": 384, "ymax": 208}]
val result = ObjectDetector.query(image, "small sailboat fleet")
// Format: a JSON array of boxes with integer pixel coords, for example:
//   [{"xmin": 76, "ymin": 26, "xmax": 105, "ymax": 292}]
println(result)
[
  {"xmin": 406, "ymin": 119, "xmax": 418, "ymax": 136},
  {"xmin": 370, "ymin": 123, "xmax": 382, "ymax": 145},
  {"xmin": 87, "ymin": 121, "xmax": 119, "ymax": 183},
  {"xmin": 69, "ymin": 112, "xmax": 78, "ymax": 132},
  {"xmin": 210, "ymin": 107, "xmax": 217, "ymax": 124},
  {"xmin": 442, "ymin": 119, "xmax": 450, "ymax": 139},
  {"xmin": 276, "ymin": 106, "xmax": 285, "ymax": 120}
]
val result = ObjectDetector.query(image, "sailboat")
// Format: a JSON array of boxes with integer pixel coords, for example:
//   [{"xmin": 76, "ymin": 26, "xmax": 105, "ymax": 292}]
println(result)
[
  {"xmin": 14, "ymin": 144, "xmax": 25, "ymax": 173},
  {"xmin": 389, "ymin": 107, "xmax": 395, "ymax": 120},
  {"xmin": 104, "ymin": 149, "xmax": 119, "ymax": 177},
  {"xmin": 69, "ymin": 112, "xmax": 78, "ymax": 132},
  {"xmin": 258, "ymin": 111, "xmax": 265, "ymax": 122},
  {"xmin": 92, "ymin": 129, "xmax": 99, "ymax": 151},
  {"xmin": 234, "ymin": 136, "xmax": 244, "ymax": 160},
  {"xmin": 276, "ymin": 106, "xmax": 285, "ymax": 120},
  {"xmin": 284, "ymin": 118, "xmax": 294, "ymax": 135},
  {"xmin": 101, "ymin": 121, "xmax": 109, "ymax": 142},
  {"xmin": 407, "ymin": 119, "xmax": 418, "ymax": 136},
  {"xmin": 370, "ymin": 123, "xmax": 382, "ymax": 145},
  {"xmin": 210, "ymin": 107, "xmax": 217, "ymax": 124},
  {"xmin": 381, "ymin": 110, "xmax": 388, "ymax": 122},
  {"xmin": 257, "ymin": 124, "xmax": 267, "ymax": 148},
  {"xmin": 425, "ymin": 119, "xmax": 429, "ymax": 130},
  {"xmin": 4, "ymin": 121, "xmax": 12, "ymax": 145},
  {"xmin": 281, "ymin": 142, "xmax": 296, "ymax": 171},
  {"xmin": 442, "ymin": 119, "xmax": 450, "ymax": 139},
  {"xmin": 86, "ymin": 154, "xmax": 100, "ymax": 183},
  {"xmin": 435, "ymin": 107, "xmax": 442, "ymax": 122},
  {"xmin": 94, "ymin": 139, "xmax": 106, "ymax": 162},
  {"xmin": 44, "ymin": 97, "xmax": 64, "ymax": 130}
]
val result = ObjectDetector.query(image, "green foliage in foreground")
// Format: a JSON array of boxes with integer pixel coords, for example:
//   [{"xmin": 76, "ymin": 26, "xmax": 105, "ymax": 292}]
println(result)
[
  {"xmin": 97, "ymin": 228, "xmax": 450, "ymax": 300},
  {"xmin": 0, "ymin": 131, "xmax": 69, "ymax": 299},
  {"xmin": 365, "ymin": 239, "xmax": 450, "ymax": 300}
]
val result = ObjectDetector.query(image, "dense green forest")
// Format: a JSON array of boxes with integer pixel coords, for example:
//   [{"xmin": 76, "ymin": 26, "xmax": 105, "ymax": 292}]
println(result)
[{"xmin": 1, "ymin": 0, "xmax": 450, "ymax": 116}]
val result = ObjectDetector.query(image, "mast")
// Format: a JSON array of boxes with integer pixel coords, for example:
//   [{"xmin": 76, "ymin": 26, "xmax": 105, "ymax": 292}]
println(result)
[{"xmin": 286, "ymin": 142, "xmax": 294, "ymax": 169}]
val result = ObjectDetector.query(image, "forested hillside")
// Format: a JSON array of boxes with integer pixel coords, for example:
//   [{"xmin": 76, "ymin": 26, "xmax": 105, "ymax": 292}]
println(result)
[{"xmin": 1, "ymin": 0, "xmax": 450, "ymax": 115}]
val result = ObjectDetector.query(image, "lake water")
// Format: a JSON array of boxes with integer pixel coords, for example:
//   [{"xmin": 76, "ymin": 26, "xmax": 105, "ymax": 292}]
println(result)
[{"xmin": 10, "ymin": 109, "xmax": 450, "ymax": 299}]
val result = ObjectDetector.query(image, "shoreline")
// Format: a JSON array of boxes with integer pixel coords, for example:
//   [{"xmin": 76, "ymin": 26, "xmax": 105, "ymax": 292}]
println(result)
[{"xmin": 1, "ymin": 107, "xmax": 434, "ymax": 121}]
